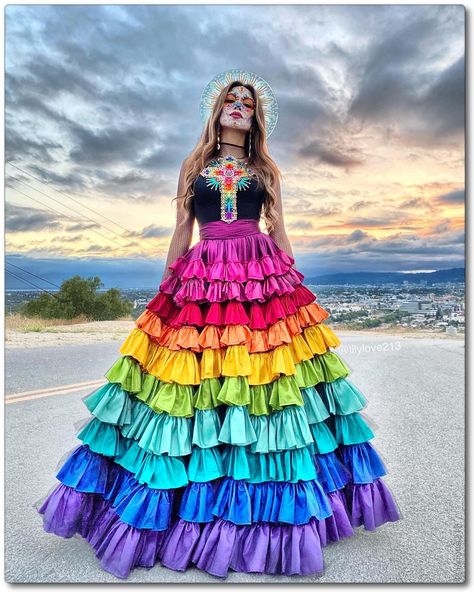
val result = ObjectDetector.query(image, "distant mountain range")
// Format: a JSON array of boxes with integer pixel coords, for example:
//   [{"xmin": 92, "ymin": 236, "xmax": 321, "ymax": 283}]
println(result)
[
  {"xmin": 5, "ymin": 258, "xmax": 465, "ymax": 291},
  {"xmin": 304, "ymin": 267, "xmax": 465, "ymax": 286}
]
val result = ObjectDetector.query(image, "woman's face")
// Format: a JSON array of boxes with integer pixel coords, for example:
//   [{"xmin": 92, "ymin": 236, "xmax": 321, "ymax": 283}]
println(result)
[{"xmin": 219, "ymin": 85, "xmax": 255, "ymax": 132}]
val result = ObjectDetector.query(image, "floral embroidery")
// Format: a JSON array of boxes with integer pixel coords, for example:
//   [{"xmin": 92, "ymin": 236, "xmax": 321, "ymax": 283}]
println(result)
[{"xmin": 200, "ymin": 155, "xmax": 256, "ymax": 223}]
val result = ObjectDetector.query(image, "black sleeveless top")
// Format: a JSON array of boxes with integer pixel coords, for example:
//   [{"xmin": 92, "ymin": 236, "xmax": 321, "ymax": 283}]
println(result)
[{"xmin": 191, "ymin": 155, "xmax": 266, "ymax": 225}]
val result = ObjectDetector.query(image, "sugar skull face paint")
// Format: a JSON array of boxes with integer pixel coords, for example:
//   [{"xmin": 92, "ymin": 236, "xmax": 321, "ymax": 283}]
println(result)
[{"xmin": 219, "ymin": 85, "xmax": 255, "ymax": 132}]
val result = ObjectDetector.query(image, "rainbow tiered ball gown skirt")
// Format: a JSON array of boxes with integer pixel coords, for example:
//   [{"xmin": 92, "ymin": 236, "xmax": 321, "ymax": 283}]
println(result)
[{"xmin": 37, "ymin": 218, "xmax": 401, "ymax": 579}]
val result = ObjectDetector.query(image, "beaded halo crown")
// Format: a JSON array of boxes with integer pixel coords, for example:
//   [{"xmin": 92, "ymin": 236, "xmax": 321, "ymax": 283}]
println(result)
[{"xmin": 199, "ymin": 69, "xmax": 278, "ymax": 138}]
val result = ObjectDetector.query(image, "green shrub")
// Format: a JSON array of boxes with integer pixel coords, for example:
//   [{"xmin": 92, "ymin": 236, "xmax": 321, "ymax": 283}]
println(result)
[{"xmin": 20, "ymin": 275, "xmax": 133, "ymax": 321}]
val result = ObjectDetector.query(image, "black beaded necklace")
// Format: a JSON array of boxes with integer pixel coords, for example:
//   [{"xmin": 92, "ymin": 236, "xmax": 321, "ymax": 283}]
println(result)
[
  {"xmin": 217, "ymin": 141, "xmax": 248, "ymax": 162},
  {"xmin": 220, "ymin": 141, "xmax": 245, "ymax": 149}
]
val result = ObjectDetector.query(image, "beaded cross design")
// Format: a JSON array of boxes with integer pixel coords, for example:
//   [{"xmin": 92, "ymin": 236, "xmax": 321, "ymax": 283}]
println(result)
[{"xmin": 200, "ymin": 155, "xmax": 255, "ymax": 223}]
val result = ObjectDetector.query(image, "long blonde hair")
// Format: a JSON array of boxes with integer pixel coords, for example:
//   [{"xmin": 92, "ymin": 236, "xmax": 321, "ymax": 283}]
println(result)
[{"xmin": 172, "ymin": 80, "xmax": 282, "ymax": 233}]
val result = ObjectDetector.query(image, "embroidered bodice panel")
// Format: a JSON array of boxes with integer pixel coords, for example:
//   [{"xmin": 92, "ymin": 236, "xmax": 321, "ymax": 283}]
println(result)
[{"xmin": 192, "ymin": 155, "xmax": 265, "ymax": 225}]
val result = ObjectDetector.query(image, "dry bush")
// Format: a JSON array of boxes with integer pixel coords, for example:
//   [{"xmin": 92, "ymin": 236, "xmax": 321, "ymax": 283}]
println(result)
[{"xmin": 6, "ymin": 313, "xmax": 93, "ymax": 332}]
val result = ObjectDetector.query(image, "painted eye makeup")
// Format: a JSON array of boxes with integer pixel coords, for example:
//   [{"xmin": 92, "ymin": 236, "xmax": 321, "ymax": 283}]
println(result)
[{"xmin": 225, "ymin": 95, "xmax": 255, "ymax": 109}]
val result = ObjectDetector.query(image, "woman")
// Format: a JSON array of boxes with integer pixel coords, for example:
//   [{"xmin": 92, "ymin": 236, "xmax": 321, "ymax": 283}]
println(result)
[{"xmin": 36, "ymin": 71, "xmax": 401, "ymax": 580}]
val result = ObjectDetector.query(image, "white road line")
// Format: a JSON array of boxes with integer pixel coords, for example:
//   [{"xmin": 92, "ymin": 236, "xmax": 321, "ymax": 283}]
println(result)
[{"xmin": 6, "ymin": 379, "xmax": 105, "ymax": 404}]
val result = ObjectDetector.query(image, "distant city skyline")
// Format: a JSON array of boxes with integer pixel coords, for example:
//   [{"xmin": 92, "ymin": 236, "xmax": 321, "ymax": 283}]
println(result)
[
  {"xmin": 5, "ymin": 5, "xmax": 465, "ymax": 289},
  {"xmin": 4, "ymin": 258, "xmax": 464, "ymax": 291}
]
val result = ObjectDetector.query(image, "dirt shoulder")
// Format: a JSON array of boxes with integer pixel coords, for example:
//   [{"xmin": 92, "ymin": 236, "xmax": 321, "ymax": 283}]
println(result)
[
  {"xmin": 4, "ymin": 318, "xmax": 464, "ymax": 349},
  {"xmin": 5, "ymin": 320, "xmax": 135, "ymax": 348}
]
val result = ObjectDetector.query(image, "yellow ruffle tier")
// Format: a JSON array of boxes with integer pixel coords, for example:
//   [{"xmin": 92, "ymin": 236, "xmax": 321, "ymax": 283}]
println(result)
[{"xmin": 119, "ymin": 323, "xmax": 342, "ymax": 386}]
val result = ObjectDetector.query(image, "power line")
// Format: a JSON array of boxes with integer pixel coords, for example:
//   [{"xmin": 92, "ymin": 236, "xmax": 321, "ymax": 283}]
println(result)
[
  {"xmin": 5, "ymin": 269, "xmax": 59, "ymax": 299},
  {"xmin": 6, "ymin": 174, "xmax": 130, "ymax": 249},
  {"xmin": 6, "ymin": 160, "xmax": 159, "ymax": 250},
  {"xmin": 7, "ymin": 173, "xmax": 135, "ymax": 248},
  {"xmin": 7, "ymin": 159, "xmax": 133, "ymax": 235},
  {"xmin": 6, "ymin": 184, "xmax": 128, "ymax": 249},
  {"xmin": 6, "ymin": 261, "xmax": 61, "ymax": 289}
]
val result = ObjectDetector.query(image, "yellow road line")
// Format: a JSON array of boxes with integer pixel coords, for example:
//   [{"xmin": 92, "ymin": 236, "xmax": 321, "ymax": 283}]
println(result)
[{"xmin": 6, "ymin": 379, "xmax": 105, "ymax": 404}]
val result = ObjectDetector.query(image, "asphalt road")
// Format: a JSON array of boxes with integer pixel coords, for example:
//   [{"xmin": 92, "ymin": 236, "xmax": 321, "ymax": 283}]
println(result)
[{"xmin": 5, "ymin": 333, "xmax": 465, "ymax": 583}]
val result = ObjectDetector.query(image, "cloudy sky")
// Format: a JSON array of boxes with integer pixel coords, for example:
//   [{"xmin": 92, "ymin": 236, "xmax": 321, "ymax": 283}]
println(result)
[{"xmin": 5, "ymin": 4, "xmax": 465, "ymax": 289}]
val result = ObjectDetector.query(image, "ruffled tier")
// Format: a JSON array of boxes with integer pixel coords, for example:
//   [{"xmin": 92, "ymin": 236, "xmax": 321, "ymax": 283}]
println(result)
[
  {"xmin": 159, "ymin": 517, "xmax": 329, "ymax": 577},
  {"xmin": 146, "ymin": 283, "xmax": 322, "ymax": 330},
  {"xmin": 135, "ymin": 305, "xmax": 334, "ymax": 353},
  {"xmin": 98, "ymin": 354, "xmax": 361, "ymax": 412},
  {"xmin": 47, "ymin": 443, "xmax": 398, "ymax": 529},
  {"xmin": 161, "ymin": 265, "xmax": 305, "ymax": 306},
  {"xmin": 100, "ymin": 357, "xmax": 354, "ymax": 416},
  {"xmin": 168, "ymin": 231, "xmax": 296, "ymax": 280},
  {"xmin": 130, "ymin": 318, "xmax": 340, "ymax": 361},
  {"xmin": 38, "ymin": 482, "xmax": 351, "ymax": 579},
  {"xmin": 116, "ymin": 326, "xmax": 350, "ymax": 386},
  {"xmin": 160, "ymin": 231, "xmax": 304, "ymax": 306},
  {"xmin": 182, "ymin": 477, "xmax": 334, "ymax": 524}
]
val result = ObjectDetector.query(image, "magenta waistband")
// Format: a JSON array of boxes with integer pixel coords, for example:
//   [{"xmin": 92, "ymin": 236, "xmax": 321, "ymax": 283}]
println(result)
[{"xmin": 198, "ymin": 218, "xmax": 261, "ymax": 240}]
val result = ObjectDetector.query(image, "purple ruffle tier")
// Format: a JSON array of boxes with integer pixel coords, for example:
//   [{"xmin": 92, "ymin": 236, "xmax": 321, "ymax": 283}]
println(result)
[
  {"xmin": 38, "ymin": 463, "xmax": 400, "ymax": 579},
  {"xmin": 38, "ymin": 486, "xmax": 167, "ymax": 579},
  {"xmin": 38, "ymin": 482, "xmax": 352, "ymax": 579}
]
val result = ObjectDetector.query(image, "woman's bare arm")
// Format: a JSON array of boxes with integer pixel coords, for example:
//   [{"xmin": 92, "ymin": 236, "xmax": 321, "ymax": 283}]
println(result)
[
  {"xmin": 160, "ymin": 161, "xmax": 195, "ymax": 283},
  {"xmin": 268, "ymin": 175, "xmax": 294, "ymax": 259}
]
